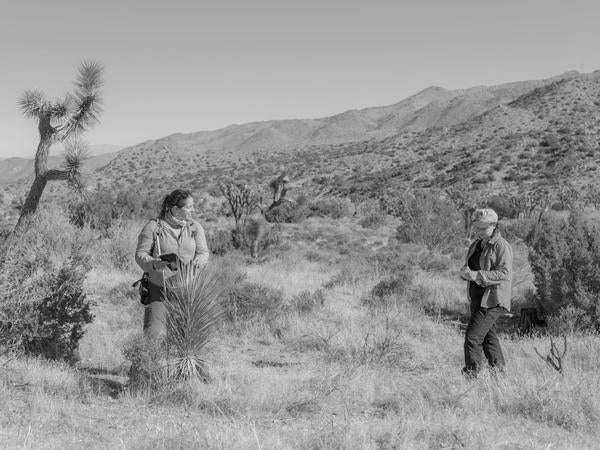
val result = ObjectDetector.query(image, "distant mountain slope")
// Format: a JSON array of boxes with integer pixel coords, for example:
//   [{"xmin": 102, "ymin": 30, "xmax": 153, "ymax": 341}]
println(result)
[
  {"xmin": 3, "ymin": 70, "xmax": 600, "ymax": 232},
  {"xmin": 99, "ymin": 71, "xmax": 579, "ymax": 185},
  {"xmin": 0, "ymin": 146, "xmax": 120, "ymax": 185}
]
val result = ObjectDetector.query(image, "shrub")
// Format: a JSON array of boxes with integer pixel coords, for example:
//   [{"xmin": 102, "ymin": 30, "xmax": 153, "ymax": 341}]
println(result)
[
  {"xmin": 362, "ymin": 265, "xmax": 415, "ymax": 308},
  {"xmin": 206, "ymin": 228, "xmax": 235, "ymax": 256},
  {"xmin": 486, "ymin": 194, "xmax": 520, "ymax": 219},
  {"xmin": 69, "ymin": 189, "xmax": 153, "ymax": 230},
  {"xmin": 528, "ymin": 210, "xmax": 600, "ymax": 330},
  {"xmin": 264, "ymin": 200, "xmax": 306, "ymax": 223},
  {"xmin": 395, "ymin": 190, "xmax": 463, "ymax": 251},
  {"xmin": 123, "ymin": 334, "xmax": 168, "ymax": 392},
  {"xmin": 225, "ymin": 282, "xmax": 284, "ymax": 323},
  {"xmin": 416, "ymin": 252, "xmax": 454, "ymax": 273},
  {"xmin": 308, "ymin": 197, "xmax": 352, "ymax": 219},
  {"xmin": 0, "ymin": 212, "xmax": 94, "ymax": 361},
  {"xmin": 290, "ymin": 289, "xmax": 326, "ymax": 314},
  {"xmin": 358, "ymin": 200, "xmax": 387, "ymax": 229},
  {"xmin": 499, "ymin": 218, "xmax": 536, "ymax": 243}
]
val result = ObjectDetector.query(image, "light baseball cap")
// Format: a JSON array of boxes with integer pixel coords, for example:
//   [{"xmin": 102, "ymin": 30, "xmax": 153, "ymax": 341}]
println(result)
[{"xmin": 471, "ymin": 208, "xmax": 498, "ymax": 225}]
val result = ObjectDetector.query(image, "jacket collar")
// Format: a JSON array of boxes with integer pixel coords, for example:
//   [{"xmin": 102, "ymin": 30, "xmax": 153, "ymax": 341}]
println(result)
[{"xmin": 480, "ymin": 227, "xmax": 501, "ymax": 248}]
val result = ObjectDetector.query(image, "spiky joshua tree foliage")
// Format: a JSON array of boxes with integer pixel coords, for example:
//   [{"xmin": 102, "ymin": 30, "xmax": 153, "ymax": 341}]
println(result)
[
  {"xmin": 164, "ymin": 263, "xmax": 226, "ymax": 382},
  {"xmin": 16, "ymin": 60, "xmax": 103, "ymax": 230}
]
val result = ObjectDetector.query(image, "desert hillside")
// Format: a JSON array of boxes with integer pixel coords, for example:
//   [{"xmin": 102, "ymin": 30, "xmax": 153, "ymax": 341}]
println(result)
[{"xmin": 2, "ymin": 70, "xmax": 600, "ymax": 229}]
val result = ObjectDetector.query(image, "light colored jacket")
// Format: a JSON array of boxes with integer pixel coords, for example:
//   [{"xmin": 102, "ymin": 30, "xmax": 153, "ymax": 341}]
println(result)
[
  {"xmin": 464, "ymin": 229, "xmax": 513, "ymax": 310},
  {"xmin": 135, "ymin": 217, "xmax": 210, "ymax": 287}
]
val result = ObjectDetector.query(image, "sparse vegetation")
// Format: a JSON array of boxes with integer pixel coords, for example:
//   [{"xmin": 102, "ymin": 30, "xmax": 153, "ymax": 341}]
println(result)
[{"xmin": 5, "ymin": 71, "xmax": 600, "ymax": 448}]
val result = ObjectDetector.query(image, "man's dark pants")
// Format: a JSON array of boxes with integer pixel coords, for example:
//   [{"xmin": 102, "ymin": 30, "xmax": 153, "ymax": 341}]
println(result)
[{"xmin": 464, "ymin": 303, "xmax": 506, "ymax": 375}]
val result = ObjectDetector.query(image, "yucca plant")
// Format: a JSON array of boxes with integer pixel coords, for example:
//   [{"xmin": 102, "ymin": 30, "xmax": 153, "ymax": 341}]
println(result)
[{"xmin": 163, "ymin": 263, "xmax": 226, "ymax": 382}]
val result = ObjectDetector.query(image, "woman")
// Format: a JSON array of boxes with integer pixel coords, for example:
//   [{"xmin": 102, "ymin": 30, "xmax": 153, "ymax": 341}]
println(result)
[
  {"xmin": 459, "ymin": 208, "xmax": 512, "ymax": 377},
  {"xmin": 135, "ymin": 189, "xmax": 210, "ymax": 338}
]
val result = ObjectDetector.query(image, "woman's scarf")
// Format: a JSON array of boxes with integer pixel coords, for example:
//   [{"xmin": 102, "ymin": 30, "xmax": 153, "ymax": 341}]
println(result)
[{"xmin": 164, "ymin": 211, "xmax": 188, "ymax": 228}]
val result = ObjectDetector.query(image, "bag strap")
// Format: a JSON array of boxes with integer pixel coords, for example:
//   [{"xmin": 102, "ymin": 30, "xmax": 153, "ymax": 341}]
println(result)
[{"xmin": 150, "ymin": 218, "xmax": 163, "ymax": 257}]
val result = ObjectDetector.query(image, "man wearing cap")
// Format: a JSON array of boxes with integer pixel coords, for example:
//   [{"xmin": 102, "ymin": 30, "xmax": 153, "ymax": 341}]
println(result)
[{"xmin": 459, "ymin": 208, "xmax": 513, "ymax": 377}]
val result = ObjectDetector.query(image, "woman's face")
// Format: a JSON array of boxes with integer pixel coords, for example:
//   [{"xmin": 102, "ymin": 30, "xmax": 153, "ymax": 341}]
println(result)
[
  {"xmin": 172, "ymin": 196, "xmax": 194, "ymax": 221},
  {"xmin": 473, "ymin": 222, "xmax": 495, "ymax": 240}
]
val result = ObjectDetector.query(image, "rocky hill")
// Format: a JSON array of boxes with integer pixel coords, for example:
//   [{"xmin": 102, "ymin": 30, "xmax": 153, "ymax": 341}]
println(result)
[
  {"xmin": 2, "ymin": 70, "xmax": 600, "ymax": 228},
  {"xmin": 91, "ymin": 71, "xmax": 600, "ymax": 203}
]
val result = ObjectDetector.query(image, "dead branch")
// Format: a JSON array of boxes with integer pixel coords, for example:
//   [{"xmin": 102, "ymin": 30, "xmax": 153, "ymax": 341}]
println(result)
[{"xmin": 534, "ymin": 336, "xmax": 567, "ymax": 374}]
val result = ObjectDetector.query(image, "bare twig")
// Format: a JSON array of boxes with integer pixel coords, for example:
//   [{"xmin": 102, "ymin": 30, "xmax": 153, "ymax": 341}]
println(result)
[{"xmin": 534, "ymin": 336, "xmax": 567, "ymax": 374}]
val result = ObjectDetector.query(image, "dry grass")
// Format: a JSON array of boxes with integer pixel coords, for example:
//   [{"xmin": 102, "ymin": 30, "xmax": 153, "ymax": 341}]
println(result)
[{"xmin": 1, "ymin": 215, "xmax": 599, "ymax": 449}]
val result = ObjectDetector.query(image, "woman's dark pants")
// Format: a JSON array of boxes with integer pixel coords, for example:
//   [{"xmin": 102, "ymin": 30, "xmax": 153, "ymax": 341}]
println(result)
[
  {"xmin": 463, "ymin": 304, "xmax": 506, "ymax": 375},
  {"xmin": 143, "ymin": 282, "xmax": 167, "ymax": 339}
]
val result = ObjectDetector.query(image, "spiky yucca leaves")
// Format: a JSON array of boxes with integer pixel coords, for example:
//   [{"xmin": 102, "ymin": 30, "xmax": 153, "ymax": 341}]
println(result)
[{"xmin": 163, "ymin": 263, "xmax": 226, "ymax": 382}]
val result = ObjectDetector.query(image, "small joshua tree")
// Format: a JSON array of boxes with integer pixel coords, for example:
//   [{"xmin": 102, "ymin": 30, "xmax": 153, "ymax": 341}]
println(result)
[
  {"xmin": 219, "ymin": 181, "xmax": 260, "ymax": 232},
  {"xmin": 16, "ymin": 61, "xmax": 103, "ymax": 230}
]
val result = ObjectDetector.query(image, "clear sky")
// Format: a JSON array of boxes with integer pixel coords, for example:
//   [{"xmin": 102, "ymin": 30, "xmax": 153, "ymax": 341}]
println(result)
[{"xmin": 1, "ymin": 0, "xmax": 599, "ymax": 158}]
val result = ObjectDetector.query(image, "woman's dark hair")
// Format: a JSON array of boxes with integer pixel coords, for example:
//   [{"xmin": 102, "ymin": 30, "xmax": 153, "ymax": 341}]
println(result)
[{"xmin": 159, "ymin": 189, "xmax": 192, "ymax": 219}]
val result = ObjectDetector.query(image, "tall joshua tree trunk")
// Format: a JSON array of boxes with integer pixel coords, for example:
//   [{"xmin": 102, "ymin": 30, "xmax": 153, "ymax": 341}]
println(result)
[{"xmin": 15, "ymin": 61, "xmax": 103, "ymax": 231}]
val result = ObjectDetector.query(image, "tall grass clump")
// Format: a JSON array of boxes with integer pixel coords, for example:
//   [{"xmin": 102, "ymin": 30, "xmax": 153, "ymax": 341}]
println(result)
[
  {"xmin": 528, "ymin": 209, "xmax": 600, "ymax": 331},
  {"xmin": 164, "ymin": 264, "xmax": 227, "ymax": 381}
]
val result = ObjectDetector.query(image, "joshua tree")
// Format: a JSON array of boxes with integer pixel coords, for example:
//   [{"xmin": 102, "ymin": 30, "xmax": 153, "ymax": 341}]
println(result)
[
  {"xmin": 219, "ymin": 181, "xmax": 260, "ymax": 231},
  {"xmin": 269, "ymin": 173, "xmax": 290, "ymax": 205},
  {"xmin": 15, "ymin": 61, "xmax": 103, "ymax": 230}
]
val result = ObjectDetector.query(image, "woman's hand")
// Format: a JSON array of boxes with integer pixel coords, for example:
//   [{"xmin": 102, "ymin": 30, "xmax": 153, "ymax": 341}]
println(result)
[
  {"xmin": 152, "ymin": 260, "xmax": 171, "ymax": 272},
  {"xmin": 460, "ymin": 266, "xmax": 477, "ymax": 281}
]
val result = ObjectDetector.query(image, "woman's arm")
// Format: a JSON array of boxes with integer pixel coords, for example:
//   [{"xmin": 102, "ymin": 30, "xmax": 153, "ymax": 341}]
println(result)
[
  {"xmin": 192, "ymin": 222, "xmax": 210, "ymax": 266},
  {"xmin": 135, "ymin": 221, "xmax": 158, "ymax": 272}
]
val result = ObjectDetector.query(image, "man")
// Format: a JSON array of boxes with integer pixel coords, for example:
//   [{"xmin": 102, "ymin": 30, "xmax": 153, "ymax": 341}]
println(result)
[{"xmin": 459, "ymin": 208, "xmax": 513, "ymax": 377}]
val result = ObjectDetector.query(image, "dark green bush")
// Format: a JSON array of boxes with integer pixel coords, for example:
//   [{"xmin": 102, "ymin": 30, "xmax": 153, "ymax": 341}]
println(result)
[
  {"xmin": 0, "ymin": 248, "xmax": 93, "ymax": 361},
  {"xmin": 0, "ymin": 212, "xmax": 94, "ymax": 362},
  {"xmin": 528, "ymin": 210, "xmax": 600, "ymax": 330}
]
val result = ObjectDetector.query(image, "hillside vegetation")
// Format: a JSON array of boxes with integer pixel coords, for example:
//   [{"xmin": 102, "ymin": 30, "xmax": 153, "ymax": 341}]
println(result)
[{"xmin": 2, "ymin": 70, "xmax": 598, "ymax": 230}]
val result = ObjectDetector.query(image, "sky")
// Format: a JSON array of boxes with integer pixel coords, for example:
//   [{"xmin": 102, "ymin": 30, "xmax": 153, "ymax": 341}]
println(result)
[{"xmin": 1, "ymin": 0, "xmax": 599, "ymax": 158}]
